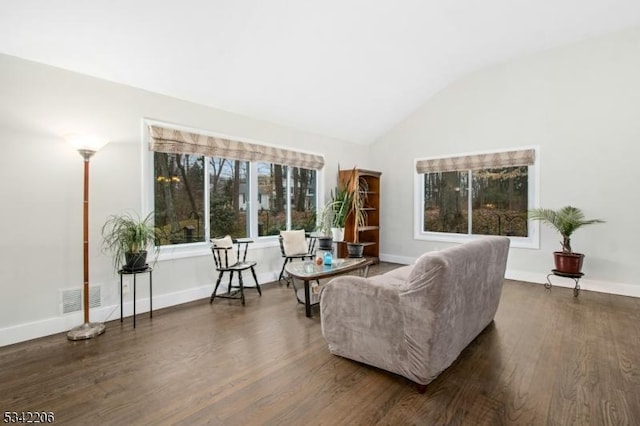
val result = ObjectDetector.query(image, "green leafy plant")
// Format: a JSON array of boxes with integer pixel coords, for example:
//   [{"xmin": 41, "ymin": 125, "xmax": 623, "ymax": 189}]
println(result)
[
  {"xmin": 101, "ymin": 211, "xmax": 159, "ymax": 272},
  {"xmin": 528, "ymin": 206, "xmax": 604, "ymax": 253},
  {"xmin": 327, "ymin": 186, "xmax": 350, "ymax": 229},
  {"xmin": 317, "ymin": 180, "xmax": 350, "ymax": 236},
  {"xmin": 317, "ymin": 203, "xmax": 334, "ymax": 236}
]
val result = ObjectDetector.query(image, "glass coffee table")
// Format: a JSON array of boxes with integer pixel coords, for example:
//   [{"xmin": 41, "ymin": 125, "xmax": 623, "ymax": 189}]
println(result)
[{"xmin": 285, "ymin": 258, "xmax": 372, "ymax": 317}]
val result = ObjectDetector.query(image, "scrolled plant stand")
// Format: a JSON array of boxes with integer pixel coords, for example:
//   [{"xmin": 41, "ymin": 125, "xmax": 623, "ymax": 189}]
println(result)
[{"xmin": 546, "ymin": 269, "xmax": 584, "ymax": 297}]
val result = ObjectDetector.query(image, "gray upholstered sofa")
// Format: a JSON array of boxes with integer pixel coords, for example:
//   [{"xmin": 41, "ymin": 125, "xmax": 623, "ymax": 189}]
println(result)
[{"xmin": 320, "ymin": 236, "xmax": 510, "ymax": 390}]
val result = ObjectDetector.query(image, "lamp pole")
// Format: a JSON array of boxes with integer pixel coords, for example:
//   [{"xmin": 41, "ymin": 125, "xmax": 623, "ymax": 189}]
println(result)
[{"xmin": 67, "ymin": 136, "xmax": 107, "ymax": 340}]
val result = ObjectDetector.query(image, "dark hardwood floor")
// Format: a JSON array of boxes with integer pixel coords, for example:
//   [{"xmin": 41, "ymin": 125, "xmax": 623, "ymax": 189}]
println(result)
[{"xmin": 1, "ymin": 262, "xmax": 639, "ymax": 425}]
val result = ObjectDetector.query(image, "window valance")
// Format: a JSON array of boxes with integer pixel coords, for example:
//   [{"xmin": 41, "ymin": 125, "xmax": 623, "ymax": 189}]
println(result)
[
  {"xmin": 149, "ymin": 125, "xmax": 325, "ymax": 170},
  {"xmin": 416, "ymin": 149, "xmax": 535, "ymax": 174}
]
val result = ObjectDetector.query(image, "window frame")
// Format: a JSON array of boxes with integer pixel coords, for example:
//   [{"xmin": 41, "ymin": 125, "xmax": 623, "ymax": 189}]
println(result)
[
  {"xmin": 413, "ymin": 146, "xmax": 540, "ymax": 249},
  {"xmin": 142, "ymin": 119, "xmax": 325, "ymax": 260}
]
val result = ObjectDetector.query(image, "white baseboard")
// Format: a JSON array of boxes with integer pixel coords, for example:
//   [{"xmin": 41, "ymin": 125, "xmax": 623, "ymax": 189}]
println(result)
[
  {"xmin": 381, "ymin": 254, "xmax": 640, "ymax": 299},
  {"xmin": 0, "ymin": 270, "xmax": 278, "ymax": 348},
  {"xmin": 506, "ymin": 269, "xmax": 640, "ymax": 298},
  {"xmin": 379, "ymin": 253, "xmax": 414, "ymax": 265}
]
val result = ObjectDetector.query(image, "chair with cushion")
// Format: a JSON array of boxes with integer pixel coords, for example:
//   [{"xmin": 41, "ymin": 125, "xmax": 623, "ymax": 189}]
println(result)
[
  {"xmin": 278, "ymin": 230, "xmax": 316, "ymax": 284},
  {"xmin": 210, "ymin": 235, "xmax": 261, "ymax": 306}
]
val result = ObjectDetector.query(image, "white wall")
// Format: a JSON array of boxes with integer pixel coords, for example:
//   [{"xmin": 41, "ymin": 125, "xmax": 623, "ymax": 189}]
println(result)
[
  {"xmin": 0, "ymin": 54, "xmax": 367, "ymax": 346},
  {"xmin": 4, "ymin": 25, "xmax": 640, "ymax": 346},
  {"xmin": 373, "ymin": 26, "xmax": 640, "ymax": 296}
]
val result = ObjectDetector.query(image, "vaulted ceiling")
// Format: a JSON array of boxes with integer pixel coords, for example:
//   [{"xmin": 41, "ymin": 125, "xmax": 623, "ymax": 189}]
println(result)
[{"xmin": 2, "ymin": 1, "xmax": 640, "ymax": 143}]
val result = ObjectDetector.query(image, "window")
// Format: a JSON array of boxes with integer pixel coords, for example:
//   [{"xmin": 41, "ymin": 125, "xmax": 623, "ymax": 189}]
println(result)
[
  {"xmin": 209, "ymin": 158, "xmax": 248, "ymax": 239},
  {"xmin": 154, "ymin": 152, "xmax": 205, "ymax": 245},
  {"xmin": 147, "ymin": 122, "xmax": 324, "ymax": 248},
  {"xmin": 423, "ymin": 171, "xmax": 469, "ymax": 234},
  {"xmin": 256, "ymin": 163, "xmax": 317, "ymax": 236},
  {"xmin": 415, "ymin": 148, "xmax": 538, "ymax": 248}
]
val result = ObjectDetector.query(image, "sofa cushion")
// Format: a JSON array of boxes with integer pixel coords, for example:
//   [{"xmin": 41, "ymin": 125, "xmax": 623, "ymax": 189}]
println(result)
[
  {"xmin": 368, "ymin": 274, "xmax": 406, "ymax": 291},
  {"xmin": 382, "ymin": 264, "xmax": 413, "ymax": 282}
]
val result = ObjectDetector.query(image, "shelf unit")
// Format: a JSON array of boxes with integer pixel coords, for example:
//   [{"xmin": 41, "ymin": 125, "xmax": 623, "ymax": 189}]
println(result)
[{"xmin": 337, "ymin": 169, "xmax": 381, "ymax": 263}]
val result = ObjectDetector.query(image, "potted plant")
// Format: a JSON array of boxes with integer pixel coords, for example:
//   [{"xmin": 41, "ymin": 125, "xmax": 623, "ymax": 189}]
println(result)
[
  {"xmin": 528, "ymin": 206, "xmax": 604, "ymax": 274},
  {"xmin": 328, "ymin": 186, "xmax": 349, "ymax": 242},
  {"xmin": 317, "ymin": 185, "xmax": 349, "ymax": 249},
  {"xmin": 342, "ymin": 167, "xmax": 368, "ymax": 258},
  {"xmin": 312, "ymin": 205, "xmax": 332, "ymax": 252},
  {"xmin": 101, "ymin": 211, "xmax": 159, "ymax": 272}
]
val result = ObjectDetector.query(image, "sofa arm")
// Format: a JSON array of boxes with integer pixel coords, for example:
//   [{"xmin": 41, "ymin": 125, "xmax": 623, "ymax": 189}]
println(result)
[{"xmin": 320, "ymin": 275, "xmax": 408, "ymax": 377}]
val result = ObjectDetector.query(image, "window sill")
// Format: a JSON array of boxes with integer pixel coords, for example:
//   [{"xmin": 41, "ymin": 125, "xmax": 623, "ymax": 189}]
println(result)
[
  {"xmin": 156, "ymin": 236, "xmax": 280, "ymax": 262},
  {"xmin": 413, "ymin": 232, "xmax": 539, "ymax": 249}
]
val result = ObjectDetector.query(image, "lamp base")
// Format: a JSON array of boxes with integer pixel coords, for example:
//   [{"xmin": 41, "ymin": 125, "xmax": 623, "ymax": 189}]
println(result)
[{"xmin": 67, "ymin": 322, "xmax": 106, "ymax": 341}]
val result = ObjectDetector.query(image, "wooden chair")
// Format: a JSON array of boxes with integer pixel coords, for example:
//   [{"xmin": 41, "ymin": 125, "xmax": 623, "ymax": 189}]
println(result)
[
  {"xmin": 278, "ymin": 230, "xmax": 317, "ymax": 284},
  {"xmin": 210, "ymin": 236, "xmax": 260, "ymax": 306}
]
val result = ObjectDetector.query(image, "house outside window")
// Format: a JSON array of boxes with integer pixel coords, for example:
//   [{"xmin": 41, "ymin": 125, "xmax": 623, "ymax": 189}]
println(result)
[
  {"xmin": 414, "ymin": 147, "xmax": 539, "ymax": 248},
  {"xmin": 256, "ymin": 162, "xmax": 317, "ymax": 236},
  {"xmin": 147, "ymin": 122, "xmax": 323, "ymax": 248},
  {"xmin": 209, "ymin": 158, "xmax": 249, "ymax": 239}
]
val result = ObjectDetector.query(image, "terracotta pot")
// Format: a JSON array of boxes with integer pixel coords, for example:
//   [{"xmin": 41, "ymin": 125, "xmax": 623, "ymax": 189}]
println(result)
[{"xmin": 553, "ymin": 251, "xmax": 584, "ymax": 274}]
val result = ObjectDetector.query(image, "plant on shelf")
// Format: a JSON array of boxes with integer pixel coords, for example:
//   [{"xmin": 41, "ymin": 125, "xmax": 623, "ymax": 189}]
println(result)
[
  {"xmin": 101, "ymin": 211, "xmax": 160, "ymax": 272},
  {"xmin": 528, "ymin": 206, "xmax": 604, "ymax": 274},
  {"xmin": 342, "ymin": 167, "xmax": 368, "ymax": 257},
  {"xmin": 327, "ymin": 186, "xmax": 349, "ymax": 241},
  {"xmin": 317, "ymin": 174, "xmax": 350, "ymax": 241},
  {"xmin": 315, "ymin": 195, "xmax": 341, "ymax": 251}
]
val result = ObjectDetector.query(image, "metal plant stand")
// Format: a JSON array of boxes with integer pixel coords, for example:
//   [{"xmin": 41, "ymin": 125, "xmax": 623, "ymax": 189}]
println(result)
[
  {"xmin": 119, "ymin": 265, "xmax": 153, "ymax": 328},
  {"xmin": 546, "ymin": 269, "xmax": 583, "ymax": 297}
]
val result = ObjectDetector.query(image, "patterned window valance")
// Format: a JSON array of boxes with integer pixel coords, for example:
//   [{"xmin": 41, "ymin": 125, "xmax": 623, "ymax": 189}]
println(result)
[
  {"xmin": 149, "ymin": 125, "xmax": 325, "ymax": 170},
  {"xmin": 416, "ymin": 149, "xmax": 535, "ymax": 174}
]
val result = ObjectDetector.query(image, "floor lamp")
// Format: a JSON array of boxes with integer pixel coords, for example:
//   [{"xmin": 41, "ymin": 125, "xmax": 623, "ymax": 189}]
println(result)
[{"xmin": 66, "ymin": 134, "xmax": 108, "ymax": 341}]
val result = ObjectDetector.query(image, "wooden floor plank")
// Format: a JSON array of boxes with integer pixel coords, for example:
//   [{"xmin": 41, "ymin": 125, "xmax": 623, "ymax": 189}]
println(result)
[{"xmin": 1, "ymin": 263, "xmax": 639, "ymax": 425}]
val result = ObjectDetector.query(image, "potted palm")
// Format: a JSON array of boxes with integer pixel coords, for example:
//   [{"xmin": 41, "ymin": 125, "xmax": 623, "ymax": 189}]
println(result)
[
  {"xmin": 101, "ymin": 211, "xmax": 159, "ymax": 272},
  {"xmin": 529, "ymin": 206, "xmax": 604, "ymax": 274}
]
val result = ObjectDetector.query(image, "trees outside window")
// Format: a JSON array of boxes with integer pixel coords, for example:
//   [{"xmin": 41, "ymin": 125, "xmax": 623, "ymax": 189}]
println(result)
[
  {"xmin": 154, "ymin": 152, "xmax": 204, "ymax": 245},
  {"xmin": 291, "ymin": 166, "xmax": 317, "ymax": 232},
  {"xmin": 257, "ymin": 163, "xmax": 317, "ymax": 236},
  {"xmin": 154, "ymin": 153, "xmax": 317, "ymax": 245},
  {"xmin": 424, "ymin": 171, "xmax": 469, "ymax": 234},
  {"xmin": 422, "ymin": 166, "xmax": 529, "ymax": 237},
  {"xmin": 209, "ymin": 158, "xmax": 248, "ymax": 239}
]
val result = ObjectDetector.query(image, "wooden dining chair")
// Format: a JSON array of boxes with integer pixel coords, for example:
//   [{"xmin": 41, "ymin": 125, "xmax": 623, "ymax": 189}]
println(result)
[{"xmin": 210, "ymin": 236, "xmax": 261, "ymax": 306}]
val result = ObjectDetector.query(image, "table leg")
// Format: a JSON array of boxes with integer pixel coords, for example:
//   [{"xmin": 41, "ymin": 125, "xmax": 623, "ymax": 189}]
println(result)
[{"xmin": 304, "ymin": 279, "xmax": 311, "ymax": 318}]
